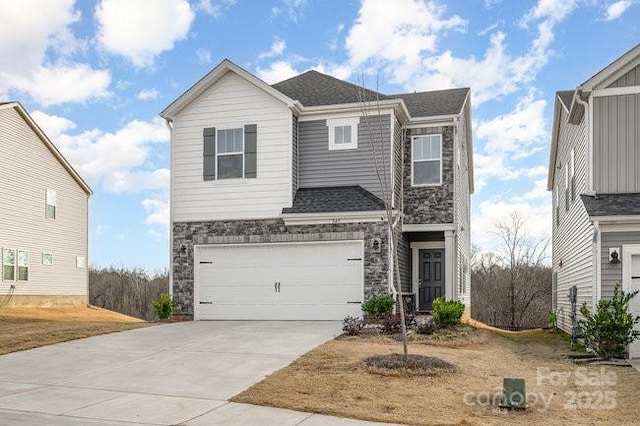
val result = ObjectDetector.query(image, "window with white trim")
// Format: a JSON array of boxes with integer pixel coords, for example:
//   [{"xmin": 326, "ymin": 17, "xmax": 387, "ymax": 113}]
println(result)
[
  {"xmin": 46, "ymin": 189, "xmax": 56, "ymax": 219},
  {"xmin": 17, "ymin": 250, "xmax": 29, "ymax": 281},
  {"xmin": 43, "ymin": 252, "xmax": 53, "ymax": 266},
  {"xmin": 412, "ymin": 134, "xmax": 442, "ymax": 186},
  {"xmin": 564, "ymin": 162, "xmax": 570, "ymax": 211},
  {"xmin": 216, "ymin": 128, "xmax": 243, "ymax": 179},
  {"xmin": 570, "ymin": 148, "xmax": 576, "ymax": 201},
  {"xmin": 3, "ymin": 248, "xmax": 15, "ymax": 281},
  {"xmin": 327, "ymin": 117, "xmax": 358, "ymax": 150}
]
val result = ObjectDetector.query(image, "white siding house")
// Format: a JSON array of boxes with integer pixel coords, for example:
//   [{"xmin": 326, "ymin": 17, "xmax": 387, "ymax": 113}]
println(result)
[
  {"xmin": 0, "ymin": 102, "xmax": 91, "ymax": 306},
  {"xmin": 549, "ymin": 44, "xmax": 640, "ymax": 357}
]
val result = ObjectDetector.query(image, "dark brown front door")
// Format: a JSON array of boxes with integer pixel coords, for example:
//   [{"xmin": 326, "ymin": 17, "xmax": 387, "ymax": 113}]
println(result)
[{"xmin": 418, "ymin": 249, "xmax": 445, "ymax": 311}]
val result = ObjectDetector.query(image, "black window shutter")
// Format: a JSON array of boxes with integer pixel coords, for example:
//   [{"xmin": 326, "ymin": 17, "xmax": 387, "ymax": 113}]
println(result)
[
  {"xmin": 244, "ymin": 124, "xmax": 257, "ymax": 178},
  {"xmin": 203, "ymin": 127, "xmax": 216, "ymax": 180}
]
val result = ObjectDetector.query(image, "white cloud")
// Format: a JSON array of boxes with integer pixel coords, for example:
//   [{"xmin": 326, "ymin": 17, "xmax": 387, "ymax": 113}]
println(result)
[
  {"xmin": 472, "ymin": 196, "xmax": 552, "ymax": 255},
  {"xmin": 196, "ymin": 0, "xmax": 236, "ymax": 16},
  {"xmin": 34, "ymin": 111, "xmax": 169, "ymax": 193},
  {"xmin": 341, "ymin": 0, "xmax": 578, "ymax": 105},
  {"xmin": 31, "ymin": 110, "xmax": 77, "ymax": 137},
  {"xmin": 142, "ymin": 198, "xmax": 169, "ymax": 227},
  {"xmin": 521, "ymin": 178, "xmax": 550, "ymax": 201},
  {"xmin": 604, "ymin": 0, "xmax": 634, "ymax": 20},
  {"xmin": 137, "ymin": 88, "xmax": 160, "ymax": 100},
  {"xmin": 472, "ymin": 92, "xmax": 548, "ymax": 188},
  {"xmin": 95, "ymin": 0, "xmax": 195, "ymax": 68},
  {"xmin": 271, "ymin": 0, "xmax": 309, "ymax": 22},
  {"xmin": 346, "ymin": 0, "xmax": 465, "ymax": 83},
  {"xmin": 0, "ymin": 0, "xmax": 111, "ymax": 106},
  {"xmin": 259, "ymin": 37, "xmax": 287, "ymax": 59},
  {"xmin": 256, "ymin": 60, "xmax": 300, "ymax": 84},
  {"xmin": 196, "ymin": 47, "xmax": 212, "ymax": 65},
  {"xmin": 476, "ymin": 92, "xmax": 547, "ymax": 155}
]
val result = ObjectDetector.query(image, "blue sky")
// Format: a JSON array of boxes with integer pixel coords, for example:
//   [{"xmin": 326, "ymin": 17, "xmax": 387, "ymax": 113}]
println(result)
[{"xmin": 1, "ymin": 0, "xmax": 638, "ymax": 271}]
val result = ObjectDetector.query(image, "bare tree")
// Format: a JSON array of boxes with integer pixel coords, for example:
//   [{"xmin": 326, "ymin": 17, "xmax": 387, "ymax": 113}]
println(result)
[
  {"xmin": 471, "ymin": 213, "xmax": 552, "ymax": 330},
  {"xmin": 493, "ymin": 212, "xmax": 549, "ymax": 328},
  {"xmin": 356, "ymin": 74, "xmax": 409, "ymax": 359}
]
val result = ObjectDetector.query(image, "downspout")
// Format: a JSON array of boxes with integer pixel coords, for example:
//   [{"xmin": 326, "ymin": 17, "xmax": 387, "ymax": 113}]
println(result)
[
  {"xmin": 574, "ymin": 91, "xmax": 593, "ymax": 193},
  {"xmin": 165, "ymin": 118, "xmax": 174, "ymax": 298}
]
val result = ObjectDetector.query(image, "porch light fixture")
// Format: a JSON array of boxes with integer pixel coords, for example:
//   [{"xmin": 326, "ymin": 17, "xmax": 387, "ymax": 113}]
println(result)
[{"xmin": 609, "ymin": 248, "xmax": 620, "ymax": 264}]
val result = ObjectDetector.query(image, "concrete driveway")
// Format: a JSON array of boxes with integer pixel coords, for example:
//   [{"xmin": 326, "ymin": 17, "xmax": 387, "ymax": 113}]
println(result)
[{"xmin": 0, "ymin": 321, "xmax": 394, "ymax": 425}]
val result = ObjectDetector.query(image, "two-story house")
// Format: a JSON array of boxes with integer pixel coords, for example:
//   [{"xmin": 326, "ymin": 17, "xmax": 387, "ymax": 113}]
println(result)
[
  {"xmin": 161, "ymin": 60, "xmax": 473, "ymax": 321},
  {"xmin": 548, "ymin": 43, "xmax": 640, "ymax": 357},
  {"xmin": 1, "ymin": 102, "xmax": 92, "ymax": 307}
]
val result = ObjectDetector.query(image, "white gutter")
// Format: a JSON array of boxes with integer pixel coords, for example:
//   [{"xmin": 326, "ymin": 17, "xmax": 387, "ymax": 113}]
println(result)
[{"xmin": 574, "ymin": 91, "xmax": 593, "ymax": 192}]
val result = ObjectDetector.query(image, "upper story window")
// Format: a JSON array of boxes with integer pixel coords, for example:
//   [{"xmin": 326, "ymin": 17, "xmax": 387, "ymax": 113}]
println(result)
[
  {"xmin": 570, "ymin": 148, "xmax": 576, "ymax": 201},
  {"xmin": 328, "ymin": 117, "xmax": 358, "ymax": 150},
  {"xmin": 46, "ymin": 189, "xmax": 56, "ymax": 219},
  {"xmin": 412, "ymin": 134, "xmax": 442, "ymax": 186},
  {"xmin": 564, "ymin": 161, "xmax": 570, "ymax": 211},
  {"xmin": 203, "ymin": 125, "xmax": 257, "ymax": 181},
  {"xmin": 217, "ymin": 128, "xmax": 244, "ymax": 179}
]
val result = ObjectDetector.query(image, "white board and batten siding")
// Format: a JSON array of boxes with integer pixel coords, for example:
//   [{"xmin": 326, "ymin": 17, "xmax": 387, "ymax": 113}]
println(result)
[
  {"xmin": 552, "ymin": 104, "xmax": 594, "ymax": 333},
  {"xmin": 171, "ymin": 71, "xmax": 293, "ymax": 222},
  {"xmin": 0, "ymin": 107, "xmax": 88, "ymax": 297},
  {"xmin": 195, "ymin": 241, "xmax": 364, "ymax": 320}
]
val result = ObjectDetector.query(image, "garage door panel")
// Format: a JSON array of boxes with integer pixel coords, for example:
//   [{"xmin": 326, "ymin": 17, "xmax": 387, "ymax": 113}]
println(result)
[{"xmin": 197, "ymin": 241, "xmax": 364, "ymax": 320}]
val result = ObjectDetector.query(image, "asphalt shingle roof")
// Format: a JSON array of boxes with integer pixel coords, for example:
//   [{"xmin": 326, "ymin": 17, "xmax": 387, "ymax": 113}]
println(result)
[
  {"xmin": 282, "ymin": 186, "xmax": 386, "ymax": 214},
  {"xmin": 581, "ymin": 193, "xmax": 640, "ymax": 217},
  {"xmin": 272, "ymin": 70, "xmax": 386, "ymax": 107},
  {"xmin": 557, "ymin": 90, "xmax": 574, "ymax": 111},
  {"xmin": 271, "ymin": 71, "xmax": 468, "ymax": 117},
  {"xmin": 391, "ymin": 88, "xmax": 469, "ymax": 117}
]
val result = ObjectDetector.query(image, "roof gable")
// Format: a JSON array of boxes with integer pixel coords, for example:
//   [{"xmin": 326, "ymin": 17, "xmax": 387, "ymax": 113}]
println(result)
[
  {"xmin": 0, "ymin": 102, "xmax": 92, "ymax": 195},
  {"xmin": 161, "ymin": 59, "xmax": 297, "ymax": 120},
  {"xmin": 580, "ymin": 43, "xmax": 640, "ymax": 91},
  {"xmin": 556, "ymin": 90, "xmax": 574, "ymax": 112}
]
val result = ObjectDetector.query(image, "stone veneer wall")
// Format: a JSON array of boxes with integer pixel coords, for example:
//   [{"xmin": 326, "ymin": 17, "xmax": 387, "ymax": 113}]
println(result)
[
  {"xmin": 172, "ymin": 219, "xmax": 390, "ymax": 316},
  {"xmin": 403, "ymin": 126, "xmax": 454, "ymax": 224}
]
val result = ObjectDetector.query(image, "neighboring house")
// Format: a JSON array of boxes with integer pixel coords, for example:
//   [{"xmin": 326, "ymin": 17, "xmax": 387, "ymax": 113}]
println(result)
[
  {"xmin": 548, "ymin": 43, "xmax": 640, "ymax": 357},
  {"xmin": 0, "ymin": 102, "xmax": 92, "ymax": 307},
  {"xmin": 161, "ymin": 60, "xmax": 473, "ymax": 321}
]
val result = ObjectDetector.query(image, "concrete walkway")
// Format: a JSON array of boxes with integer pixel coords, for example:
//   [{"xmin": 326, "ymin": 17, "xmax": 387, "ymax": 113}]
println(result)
[{"xmin": 0, "ymin": 321, "xmax": 395, "ymax": 425}]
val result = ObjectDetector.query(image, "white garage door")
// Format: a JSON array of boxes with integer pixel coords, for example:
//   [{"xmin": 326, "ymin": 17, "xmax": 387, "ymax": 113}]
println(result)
[{"xmin": 196, "ymin": 241, "xmax": 364, "ymax": 320}]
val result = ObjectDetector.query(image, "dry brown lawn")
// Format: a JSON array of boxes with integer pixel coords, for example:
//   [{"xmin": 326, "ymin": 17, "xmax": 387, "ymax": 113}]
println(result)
[
  {"xmin": 0, "ymin": 306, "xmax": 149, "ymax": 355},
  {"xmin": 233, "ymin": 328, "xmax": 640, "ymax": 426}
]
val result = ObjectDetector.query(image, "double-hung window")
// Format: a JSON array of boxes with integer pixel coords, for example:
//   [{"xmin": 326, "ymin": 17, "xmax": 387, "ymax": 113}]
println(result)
[
  {"xmin": 328, "ymin": 117, "xmax": 358, "ymax": 150},
  {"xmin": 412, "ymin": 134, "xmax": 442, "ymax": 186},
  {"xmin": 216, "ymin": 128, "xmax": 244, "ymax": 179},
  {"xmin": 3, "ymin": 248, "xmax": 15, "ymax": 281},
  {"xmin": 46, "ymin": 189, "xmax": 56, "ymax": 219}
]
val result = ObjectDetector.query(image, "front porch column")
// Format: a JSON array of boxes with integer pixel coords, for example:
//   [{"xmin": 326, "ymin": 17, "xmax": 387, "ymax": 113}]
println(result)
[{"xmin": 444, "ymin": 230, "xmax": 455, "ymax": 300}]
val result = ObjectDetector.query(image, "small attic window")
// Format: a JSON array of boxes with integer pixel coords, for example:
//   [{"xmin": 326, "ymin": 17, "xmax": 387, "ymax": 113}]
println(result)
[{"xmin": 328, "ymin": 117, "xmax": 359, "ymax": 150}]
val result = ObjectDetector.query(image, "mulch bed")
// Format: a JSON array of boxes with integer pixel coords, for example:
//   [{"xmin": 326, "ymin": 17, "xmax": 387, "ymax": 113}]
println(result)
[{"xmin": 364, "ymin": 353, "xmax": 456, "ymax": 376}]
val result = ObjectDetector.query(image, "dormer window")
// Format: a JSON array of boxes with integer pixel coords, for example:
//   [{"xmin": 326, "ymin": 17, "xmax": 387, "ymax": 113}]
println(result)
[{"xmin": 328, "ymin": 117, "xmax": 359, "ymax": 150}]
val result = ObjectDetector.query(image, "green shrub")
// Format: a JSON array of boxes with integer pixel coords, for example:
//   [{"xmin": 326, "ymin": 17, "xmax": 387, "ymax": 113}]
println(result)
[
  {"xmin": 361, "ymin": 292, "xmax": 395, "ymax": 317},
  {"xmin": 152, "ymin": 292, "xmax": 175, "ymax": 320},
  {"xmin": 432, "ymin": 297, "xmax": 465, "ymax": 327},
  {"xmin": 579, "ymin": 283, "xmax": 640, "ymax": 359}
]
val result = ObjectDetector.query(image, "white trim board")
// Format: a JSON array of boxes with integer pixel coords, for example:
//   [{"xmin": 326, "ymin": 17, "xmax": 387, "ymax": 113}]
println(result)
[
  {"xmin": 282, "ymin": 210, "xmax": 387, "ymax": 225},
  {"xmin": 402, "ymin": 223, "xmax": 455, "ymax": 232}
]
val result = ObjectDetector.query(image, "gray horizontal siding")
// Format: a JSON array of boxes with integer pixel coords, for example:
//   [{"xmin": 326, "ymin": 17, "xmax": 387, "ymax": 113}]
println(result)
[
  {"xmin": 298, "ymin": 115, "xmax": 391, "ymax": 201},
  {"xmin": 607, "ymin": 64, "xmax": 640, "ymax": 87},
  {"xmin": 593, "ymin": 94, "xmax": 640, "ymax": 193},
  {"xmin": 600, "ymin": 231, "xmax": 640, "ymax": 299}
]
